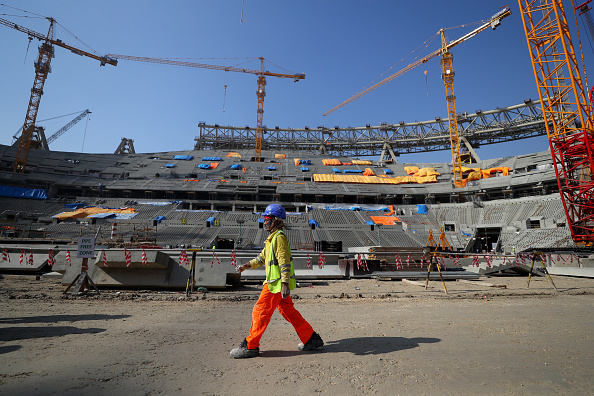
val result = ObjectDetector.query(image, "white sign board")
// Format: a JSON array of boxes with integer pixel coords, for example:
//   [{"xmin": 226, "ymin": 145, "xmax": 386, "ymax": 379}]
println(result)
[{"xmin": 77, "ymin": 237, "xmax": 96, "ymax": 258}]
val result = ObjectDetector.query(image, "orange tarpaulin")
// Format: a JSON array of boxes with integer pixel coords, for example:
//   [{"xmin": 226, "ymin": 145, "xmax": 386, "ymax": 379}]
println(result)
[
  {"xmin": 363, "ymin": 168, "xmax": 375, "ymax": 176},
  {"xmin": 401, "ymin": 176, "xmax": 417, "ymax": 183},
  {"xmin": 482, "ymin": 167, "xmax": 511, "ymax": 177},
  {"xmin": 415, "ymin": 175, "xmax": 438, "ymax": 184},
  {"xmin": 226, "ymin": 152, "xmax": 241, "ymax": 158},
  {"xmin": 210, "ymin": 162, "xmax": 219, "ymax": 169},
  {"xmin": 370, "ymin": 216, "xmax": 401, "ymax": 225},
  {"xmin": 459, "ymin": 167, "xmax": 511, "ymax": 186},
  {"xmin": 466, "ymin": 170, "xmax": 482, "ymax": 181},
  {"xmin": 413, "ymin": 167, "xmax": 440, "ymax": 177},
  {"xmin": 55, "ymin": 206, "xmax": 136, "ymax": 220},
  {"xmin": 404, "ymin": 166, "xmax": 419, "ymax": 175},
  {"xmin": 385, "ymin": 205, "xmax": 395, "ymax": 216},
  {"xmin": 294, "ymin": 158, "xmax": 301, "ymax": 166},
  {"xmin": 313, "ymin": 174, "xmax": 437, "ymax": 185},
  {"xmin": 275, "ymin": 154, "xmax": 286, "ymax": 159},
  {"xmin": 322, "ymin": 159, "xmax": 341, "ymax": 166}
]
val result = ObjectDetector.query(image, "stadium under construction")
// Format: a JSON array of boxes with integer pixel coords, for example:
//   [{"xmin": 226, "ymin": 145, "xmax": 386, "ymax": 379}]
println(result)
[{"xmin": 0, "ymin": 98, "xmax": 592, "ymax": 289}]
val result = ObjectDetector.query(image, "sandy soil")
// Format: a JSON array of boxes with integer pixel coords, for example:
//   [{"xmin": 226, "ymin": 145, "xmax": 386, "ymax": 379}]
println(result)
[{"xmin": 1, "ymin": 274, "xmax": 593, "ymax": 396}]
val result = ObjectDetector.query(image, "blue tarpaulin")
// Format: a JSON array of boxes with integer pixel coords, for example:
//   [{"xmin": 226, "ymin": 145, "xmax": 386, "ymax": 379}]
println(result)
[
  {"xmin": 267, "ymin": 166, "xmax": 276, "ymax": 170},
  {"xmin": 88, "ymin": 213, "xmax": 115, "ymax": 219},
  {"xmin": 173, "ymin": 155, "xmax": 193, "ymax": 160},
  {"xmin": 206, "ymin": 216, "xmax": 216, "ymax": 225},
  {"xmin": 350, "ymin": 206, "xmax": 362, "ymax": 211},
  {"xmin": 417, "ymin": 204, "xmax": 428, "ymax": 214},
  {"xmin": 366, "ymin": 220, "xmax": 375, "ymax": 225},
  {"xmin": 164, "ymin": 164, "xmax": 176, "ymax": 168},
  {"xmin": 332, "ymin": 168, "xmax": 341, "ymax": 173},
  {"xmin": 0, "ymin": 185, "xmax": 47, "ymax": 200},
  {"xmin": 230, "ymin": 164, "xmax": 242, "ymax": 170},
  {"xmin": 461, "ymin": 230, "xmax": 471, "ymax": 236},
  {"xmin": 300, "ymin": 159, "xmax": 311, "ymax": 165},
  {"xmin": 197, "ymin": 164, "xmax": 211, "ymax": 169},
  {"xmin": 137, "ymin": 201, "xmax": 176, "ymax": 206},
  {"xmin": 154, "ymin": 216, "xmax": 166, "ymax": 223},
  {"xmin": 300, "ymin": 167, "xmax": 309, "ymax": 172},
  {"xmin": 385, "ymin": 169, "xmax": 394, "ymax": 174},
  {"xmin": 203, "ymin": 157, "xmax": 222, "ymax": 161},
  {"xmin": 344, "ymin": 169, "xmax": 363, "ymax": 173},
  {"xmin": 65, "ymin": 203, "xmax": 86, "ymax": 209},
  {"xmin": 308, "ymin": 219, "xmax": 319, "ymax": 227}
]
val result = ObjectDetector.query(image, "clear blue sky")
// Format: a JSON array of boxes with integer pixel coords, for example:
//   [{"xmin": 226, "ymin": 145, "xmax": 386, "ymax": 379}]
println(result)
[{"xmin": 1, "ymin": 1, "xmax": 593, "ymax": 163}]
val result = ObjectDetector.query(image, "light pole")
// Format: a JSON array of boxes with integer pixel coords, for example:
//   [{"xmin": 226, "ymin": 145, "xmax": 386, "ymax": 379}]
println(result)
[
  {"xmin": 377, "ymin": 224, "xmax": 381, "ymax": 246},
  {"xmin": 237, "ymin": 219, "xmax": 245, "ymax": 249}
]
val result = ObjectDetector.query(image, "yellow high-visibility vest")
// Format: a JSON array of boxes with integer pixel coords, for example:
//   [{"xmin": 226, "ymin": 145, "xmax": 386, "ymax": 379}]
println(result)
[{"xmin": 265, "ymin": 230, "xmax": 296, "ymax": 293}]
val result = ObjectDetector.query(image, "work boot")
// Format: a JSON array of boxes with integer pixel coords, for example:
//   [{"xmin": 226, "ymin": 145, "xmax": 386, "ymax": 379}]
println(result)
[
  {"xmin": 230, "ymin": 339, "xmax": 259, "ymax": 359},
  {"xmin": 298, "ymin": 332, "xmax": 324, "ymax": 351}
]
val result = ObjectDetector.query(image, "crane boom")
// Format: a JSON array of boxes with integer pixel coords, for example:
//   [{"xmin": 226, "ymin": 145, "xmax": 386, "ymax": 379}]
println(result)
[
  {"xmin": 0, "ymin": 17, "xmax": 118, "ymax": 66},
  {"xmin": 107, "ymin": 54, "xmax": 305, "ymax": 162},
  {"xmin": 323, "ymin": 7, "xmax": 512, "ymax": 117},
  {"xmin": 105, "ymin": 54, "xmax": 304, "ymax": 80},
  {"xmin": 46, "ymin": 109, "xmax": 91, "ymax": 145}
]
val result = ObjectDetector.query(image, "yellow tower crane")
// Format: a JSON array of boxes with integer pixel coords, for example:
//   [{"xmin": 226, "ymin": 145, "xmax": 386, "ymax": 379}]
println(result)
[
  {"xmin": 0, "ymin": 16, "xmax": 117, "ymax": 172},
  {"xmin": 105, "ymin": 54, "xmax": 305, "ymax": 162},
  {"xmin": 323, "ymin": 6, "xmax": 512, "ymax": 188}
]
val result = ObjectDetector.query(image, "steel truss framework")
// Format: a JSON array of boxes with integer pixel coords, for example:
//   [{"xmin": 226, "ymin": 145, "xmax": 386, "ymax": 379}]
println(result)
[
  {"xmin": 195, "ymin": 101, "xmax": 547, "ymax": 158},
  {"xmin": 519, "ymin": 0, "xmax": 594, "ymax": 245}
]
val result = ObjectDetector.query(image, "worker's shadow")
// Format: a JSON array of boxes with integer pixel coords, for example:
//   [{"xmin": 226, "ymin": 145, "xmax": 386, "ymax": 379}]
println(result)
[
  {"xmin": 262, "ymin": 336, "xmax": 440, "ymax": 358},
  {"xmin": 324, "ymin": 336, "xmax": 440, "ymax": 355}
]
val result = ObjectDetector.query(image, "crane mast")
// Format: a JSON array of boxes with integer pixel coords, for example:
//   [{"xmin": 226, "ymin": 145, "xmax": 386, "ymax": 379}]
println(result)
[
  {"xmin": 518, "ymin": 0, "xmax": 594, "ymax": 246},
  {"xmin": 0, "ymin": 16, "xmax": 117, "ymax": 172},
  {"xmin": 14, "ymin": 18, "xmax": 55, "ymax": 172},
  {"xmin": 439, "ymin": 29, "xmax": 464, "ymax": 188}
]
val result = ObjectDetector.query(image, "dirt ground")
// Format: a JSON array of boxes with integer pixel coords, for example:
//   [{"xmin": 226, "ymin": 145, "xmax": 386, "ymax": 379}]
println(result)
[{"xmin": 1, "ymin": 273, "xmax": 593, "ymax": 396}]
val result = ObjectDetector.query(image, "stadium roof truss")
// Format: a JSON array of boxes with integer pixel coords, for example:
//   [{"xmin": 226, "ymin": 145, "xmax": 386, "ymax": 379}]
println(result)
[{"xmin": 195, "ymin": 101, "xmax": 547, "ymax": 158}]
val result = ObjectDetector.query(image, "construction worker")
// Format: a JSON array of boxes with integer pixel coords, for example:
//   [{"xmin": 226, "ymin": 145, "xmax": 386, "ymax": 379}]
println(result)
[{"xmin": 230, "ymin": 203, "xmax": 323, "ymax": 358}]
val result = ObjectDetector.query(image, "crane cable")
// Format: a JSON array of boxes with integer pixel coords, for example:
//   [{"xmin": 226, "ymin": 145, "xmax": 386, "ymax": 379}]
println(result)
[
  {"xmin": 0, "ymin": 3, "xmax": 45, "ymax": 18},
  {"xmin": 81, "ymin": 113, "xmax": 91, "ymax": 153}
]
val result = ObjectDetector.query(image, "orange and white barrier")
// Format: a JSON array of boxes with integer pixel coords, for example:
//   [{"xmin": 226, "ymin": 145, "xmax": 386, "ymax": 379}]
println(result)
[
  {"xmin": 102, "ymin": 250, "xmax": 108, "ymax": 267},
  {"xmin": 48, "ymin": 249, "xmax": 54, "ymax": 268},
  {"xmin": 179, "ymin": 250, "xmax": 189, "ymax": 266},
  {"xmin": 394, "ymin": 253, "xmax": 403, "ymax": 270},
  {"xmin": 318, "ymin": 251, "xmax": 326, "ymax": 269},
  {"xmin": 124, "ymin": 248, "xmax": 131, "ymax": 267},
  {"xmin": 231, "ymin": 250, "xmax": 237, "ymax": 267}
]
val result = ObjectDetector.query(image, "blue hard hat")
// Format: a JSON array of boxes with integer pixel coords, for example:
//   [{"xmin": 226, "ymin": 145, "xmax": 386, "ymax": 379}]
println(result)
[{"xmin": 262, "ymin": 204, "xmax": 286, "ymax": 220}]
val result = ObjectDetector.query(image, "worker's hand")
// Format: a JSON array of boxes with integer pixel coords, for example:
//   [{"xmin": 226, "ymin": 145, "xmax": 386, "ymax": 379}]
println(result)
[
  {"xmin": 281, "ymin": 282, "xmax": 290, "ymax": 299},
  {"xmin": 236, "ymin": 263, "xmax": 250, "ymax": 273}
]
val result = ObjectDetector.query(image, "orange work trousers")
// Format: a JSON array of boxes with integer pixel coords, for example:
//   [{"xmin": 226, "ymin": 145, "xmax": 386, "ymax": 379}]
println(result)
[{"xmin": 246, "ymin": 283, "xmax": 314, "ymax": 349}]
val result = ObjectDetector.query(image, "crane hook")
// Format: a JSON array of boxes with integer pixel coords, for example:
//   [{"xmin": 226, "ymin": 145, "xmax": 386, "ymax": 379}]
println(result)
[
  {"xmin": 223, "ymin": 84, "xmax": 227, "ymax": 112},
  {"xmin": 24, "ymin": 35, "xmax": 33, "ymax": 64}
]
